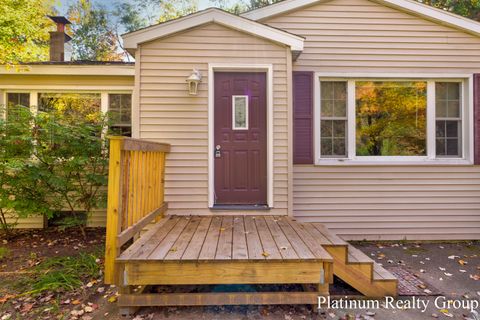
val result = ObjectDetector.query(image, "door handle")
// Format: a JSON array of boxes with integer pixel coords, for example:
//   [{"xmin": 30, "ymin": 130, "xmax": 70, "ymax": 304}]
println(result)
[{"xmin": 215, "ymin": 145, "xmax": 221, "ymax": 158}]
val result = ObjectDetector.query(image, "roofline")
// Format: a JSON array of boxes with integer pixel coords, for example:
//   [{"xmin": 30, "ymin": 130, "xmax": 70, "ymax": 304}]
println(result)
[
  {"xmin": 122, "ymin": 8, "xmax": 304, "ymax": 51},
  {"xmin": 241, "ymin": 0, "xmax": 480, "ymax": 38},
  {"xmin": 0, "ymin": 64, "xmax": 135, "ymax": 76}
]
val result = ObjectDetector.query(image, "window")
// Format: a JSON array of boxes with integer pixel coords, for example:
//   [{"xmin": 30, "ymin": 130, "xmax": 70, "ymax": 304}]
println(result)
[
  {"xmin": 6, "ymin": 93, "xmax": 30, "ymax": 121},
  {"xmin": 108, "ymin": 94, "xmax": 132, "ymax": 136},
  {"xmin": 317, "ymin": 78, "xmax": 467, "ymax": 163},
  {"xmin": 435, "ymin": 83, "xmax": 462, "ymax": 157},
  {"xmin": 38, "ymin": 93, "xmax": 101, "ymax": 118},
  {"xmin": 320, "ymin": 82, "xmax": 347, "ymax": 157},
  {"xmin": 356, "ymin": 81, "xmax": 427, "ymax": 156},
  {"xmin": 7, "ymin": 93, "xmax": 30, "ymax": 108},
  {"xmin": 232, "ymin": 95, "xmax": 248, "ymax": 130}
]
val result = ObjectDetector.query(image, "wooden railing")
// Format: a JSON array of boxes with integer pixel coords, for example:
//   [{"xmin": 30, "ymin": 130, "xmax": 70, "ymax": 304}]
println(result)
[{"xmin": 104, "ymin": 137, "xmax": 170, "ymax": 284}]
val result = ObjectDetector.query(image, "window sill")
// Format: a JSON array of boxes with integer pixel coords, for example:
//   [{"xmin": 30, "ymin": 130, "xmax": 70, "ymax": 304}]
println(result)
[{"xmin": 314, "ymin": 158, "xmax": 473, "ymax": 166}]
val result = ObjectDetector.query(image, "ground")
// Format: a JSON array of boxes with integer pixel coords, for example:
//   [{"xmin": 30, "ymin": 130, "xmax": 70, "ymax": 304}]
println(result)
[{"xmin": 0, "ymin": 228, "xmax": 479, "ymax": 320}]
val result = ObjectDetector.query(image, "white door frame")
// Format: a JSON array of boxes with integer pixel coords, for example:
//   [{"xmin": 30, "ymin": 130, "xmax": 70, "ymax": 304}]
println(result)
[{"xmin": 208, "ymin": 63, "xmax": 274, "ymax": 208}]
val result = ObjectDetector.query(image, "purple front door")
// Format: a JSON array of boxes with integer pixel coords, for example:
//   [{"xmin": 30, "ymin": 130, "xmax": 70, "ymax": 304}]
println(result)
[{"xmin": 214, "ymin": 72, "xmax": 267, "ymax": 205}]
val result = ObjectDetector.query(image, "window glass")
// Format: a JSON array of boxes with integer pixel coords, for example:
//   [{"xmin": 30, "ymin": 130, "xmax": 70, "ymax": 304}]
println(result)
[
  {"xmin": 232, "ymin": 95, "xmax": 248, "ymax": 130},
  {"xmin": 108, "ymin": 94, "xmax": 132, "ymax": 137},
  {"xmin": 436, "ymin": 82, "xmax": 462, "ymax": 157},
  {"xmin": 320, "ymin": 81, "xmax": 347, "ymax": 157},
  {"xmin": 7, "ymin": 93, "xmax": 30, "ymax": 108},
  {"xmin": 5, "ymin": 93, "xmax": 30, "ymax": 121},
  {"xmin": 355, "ymin": 81, "xmax": 427, "ymax": 156},
  {"xmin": 38, "ymin": 93, "xmax": 101, "ymax": 119}
]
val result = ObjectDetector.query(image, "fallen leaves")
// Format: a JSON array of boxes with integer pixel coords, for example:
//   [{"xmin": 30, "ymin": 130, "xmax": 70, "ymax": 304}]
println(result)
[
  {"xmin": 470, "ymin": 274, "xmax": 480, "ymax": 281},
  {"xmin": 261, "ymin": 252, "xmax": 270, "ymax": 257}
]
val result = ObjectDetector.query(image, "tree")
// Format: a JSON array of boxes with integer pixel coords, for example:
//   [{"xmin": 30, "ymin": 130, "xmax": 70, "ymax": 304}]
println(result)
[
  {"xmin": 0, "ymin": 0, "xmax": 54, "ymax": 64},
  {"xmin": 68, "ymin": 0, "xmax": 123, "ymax": 61},
  {"xmin": 417, "ymin": 0, "xmax": 480, "ymax": 21}
]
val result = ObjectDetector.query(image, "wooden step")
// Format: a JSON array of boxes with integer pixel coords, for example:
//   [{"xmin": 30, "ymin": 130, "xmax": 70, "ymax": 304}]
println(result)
[
  {"xmin": 373, "ymin": 263, "xmax": 397, "ymax": 281},
  {"xmin": 302, "ymin": 223, "xmax": 398, "ymax": 297}
]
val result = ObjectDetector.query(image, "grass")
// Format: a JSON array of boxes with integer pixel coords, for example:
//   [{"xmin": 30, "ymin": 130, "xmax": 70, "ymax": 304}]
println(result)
[
  {"xmin": 17, "ymin": 250, "xmax": 102, "ymax": 296},
  {"xmin": 0, "ymin": 246, "xmax": 10, "ymax": 259}
]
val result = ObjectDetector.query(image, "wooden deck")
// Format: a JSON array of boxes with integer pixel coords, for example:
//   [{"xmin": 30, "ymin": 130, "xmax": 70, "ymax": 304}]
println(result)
[
  {"xmin": 104, "ymin": 138, "xmax": 397, "ymax": 315},
  {"xmin": 118, "ymin": 215, "xmax": 333, "ymax": 263},
  {"xmin": 114, "ymin": 215, "xmax": 334, "ymax": 311}
]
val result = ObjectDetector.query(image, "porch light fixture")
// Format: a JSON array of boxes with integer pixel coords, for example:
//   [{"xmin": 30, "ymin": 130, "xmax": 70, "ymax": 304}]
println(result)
[{"xmin": 186, "ymin": 69, "xmax": 202, "ymax": 95}]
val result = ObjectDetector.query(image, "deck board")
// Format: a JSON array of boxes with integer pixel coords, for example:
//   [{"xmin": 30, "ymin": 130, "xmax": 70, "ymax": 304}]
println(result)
[
  {"xmin": 127, "ymin": 216, "xmax": 180, "ymax": 260},
  {"xmin": 244, "ymin": 216, "xmax": 265, "ymax": 260},
  {"xmin": 198, "ymin": 216, "xmax": 223, "ymax": 260},
  {"xmin": 148, "ymin": 217, "xmax": 190, "ymax": 259},
  {"xmin": 181, "ymin": 217, "xmax": 212, "ymax": 260},
  {"xmin": 119, "ymin": 216, "xmax": 334, "ymax": 262},
  {"xmin": 276, "ymin": 217, "xmax": 315, "ymax": 259},
  {"xmin": 255, "ymin": 217, "xmax": 282, "ymax": 259},
  {"xmin": 232, "ymin": 217, "xmax": 248, "ymax": 260},
  {"xmin": 215, "ymin": 216, "xmax": 234, "ymax": 260},
  {"xmin": 264, "ymin": 216, "xmax": 299, "ymax": 260},
  {"xmin": 164, "ymin": 216, "xmax": 201, "ymax": 260},
  {"xmin": 287, "ymin": 219, "xmax": 332, "ymax": 260}
]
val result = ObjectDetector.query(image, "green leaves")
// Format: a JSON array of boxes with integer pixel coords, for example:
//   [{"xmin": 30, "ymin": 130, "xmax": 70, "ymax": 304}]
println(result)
[
  {"xmin": 0, "ymin": 0, "xmax": 54, "ymax": 64},
  {"xmin": 0, "ymin": 102, "xmax": 110, "ymax": 233}
]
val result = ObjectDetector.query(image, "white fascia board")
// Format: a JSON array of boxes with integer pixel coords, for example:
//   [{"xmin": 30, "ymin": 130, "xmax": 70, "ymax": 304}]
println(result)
[
  {"xmin": 123, "ymin": 9, "xmax": 304, "ymax": 51},
  {"xmin": 242, "ymin": 0, "xmax": 480, "ymax": 38},
  {"xmin": 0, "ymin": 65, "xmax": 135, "ymax": 76},
  {"xmin": 241, "ymin": 0, "xmax": 325, "ymax": 20}
]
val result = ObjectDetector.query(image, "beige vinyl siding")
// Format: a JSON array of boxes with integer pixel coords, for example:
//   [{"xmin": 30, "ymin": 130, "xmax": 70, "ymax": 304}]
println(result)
[
  {"xmin": 137, "ymin": 23, "xmax": 289, "ymax": 215},
  {"xmin": 5, "ymin": 214, "xmax": 45, "ymax": 229},
  {"xmin": 263, "ymin": 0, "xmax": 480, "ymax": 74},
  {"xmin": 293, "ymin": 165, "xmax": 480, "ymax": 240},
  {"xmin": 263, "ymin": 0, "xmax": 480, "ymax": 239}
]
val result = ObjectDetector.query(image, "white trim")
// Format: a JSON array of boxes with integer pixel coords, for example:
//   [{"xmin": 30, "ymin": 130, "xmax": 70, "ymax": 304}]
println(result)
[
  {"xmin": 232, "ymin": 95, "xmax": 249, "ymax": 130},
  {"xmin": 208, "ymin": 63, "xmax": 274, "ymax": 208},
  {"xmin": 0, "ymin": 65, "xmax": 134, "ymax": 76},
  {"xmin": 313, "ymin": 73, "xmax": 473, "ymax": 165},
  {"xmin": 242, "ymin": 0, "xmax": 480, "ymax": 38},
  {"xmin": 100, "ymin": 92, "xmax": 109, "ymax": 114},
  {"xmin": 0, "ymin": 85, "xmax": 133, "ymax": 91},
  {"xmin": 123, "ymin": 8, "xmax": 304, "ymax": 51}
]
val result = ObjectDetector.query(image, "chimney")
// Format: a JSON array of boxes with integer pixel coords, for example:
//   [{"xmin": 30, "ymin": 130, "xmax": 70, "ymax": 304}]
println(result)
[{"xmin": 48, "ymin": 16, "xmax": 72, "ymax": 62}]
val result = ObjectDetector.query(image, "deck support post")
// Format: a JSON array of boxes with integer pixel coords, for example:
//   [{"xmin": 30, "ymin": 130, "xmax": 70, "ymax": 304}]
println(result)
[{"xmin": 104, "ymin": 137, "xmax": 125, "ymax": 285}]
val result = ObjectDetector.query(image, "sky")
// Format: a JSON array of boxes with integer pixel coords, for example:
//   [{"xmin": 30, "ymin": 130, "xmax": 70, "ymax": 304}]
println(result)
[{"xmin": 56, "ymin": 0, "xmax": 218, "ymax": 15}]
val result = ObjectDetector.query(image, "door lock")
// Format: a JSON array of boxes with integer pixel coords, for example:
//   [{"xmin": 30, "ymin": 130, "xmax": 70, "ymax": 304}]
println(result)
[{"xmin": 215, "ymin": 145, "xmax": 221, "ymax": 158}]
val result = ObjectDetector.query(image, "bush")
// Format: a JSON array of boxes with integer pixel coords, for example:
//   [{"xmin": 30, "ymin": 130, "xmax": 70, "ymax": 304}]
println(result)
[{"xmin": 0, "ymin": 104, "xmax": 111, "ymax": 236}]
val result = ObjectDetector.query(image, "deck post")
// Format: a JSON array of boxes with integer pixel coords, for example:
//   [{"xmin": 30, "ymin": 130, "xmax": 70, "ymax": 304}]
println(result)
[{"xmin": 104, "ymin": 137, "xmax": 125, "ymax": 285}]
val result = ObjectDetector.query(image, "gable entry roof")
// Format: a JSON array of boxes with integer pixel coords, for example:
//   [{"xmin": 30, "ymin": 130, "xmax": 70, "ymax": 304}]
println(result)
[
  {"xmin": 122, "ymin": 8, "xmax": 304, "ymax": 53},
  {"xmin": 242, "ymin": 0, "xmax": 480, "ymax": 38}
]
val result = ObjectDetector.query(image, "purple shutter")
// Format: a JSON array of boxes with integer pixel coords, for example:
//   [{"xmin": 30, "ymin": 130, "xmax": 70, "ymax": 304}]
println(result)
[
  {"xmin": 293, "ymin": 71, "xmax": 314, "ymax": 164},
  {"xmin": 475, "ymin": 74, "xmax": 480, "ymax": 165}
]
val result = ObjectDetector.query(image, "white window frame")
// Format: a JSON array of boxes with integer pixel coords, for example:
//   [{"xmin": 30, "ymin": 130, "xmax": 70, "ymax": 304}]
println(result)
[
  {"xmin": 232, "ymin": 95, "xmax": 249, "ymax": 130},
  {"xmin": 314, "ymin": 73, "xmax": 474, "ymax": 166}
]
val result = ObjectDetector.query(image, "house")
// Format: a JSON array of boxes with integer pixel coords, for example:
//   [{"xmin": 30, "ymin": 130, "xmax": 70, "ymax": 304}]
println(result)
[
  {"xmin": 4, "ymin": 0, "xmax": 480, "ymax": 310},
  {"xmin": 5, "ymin": 0, "xmax": 479, "ymax": 239},
  {"xmin": 0, "ymin": 17, "xmax": 135, "ymax": 228},
  {"xmin": 119, "ymin": 0, "xmax": 480, "ymax": 241}
]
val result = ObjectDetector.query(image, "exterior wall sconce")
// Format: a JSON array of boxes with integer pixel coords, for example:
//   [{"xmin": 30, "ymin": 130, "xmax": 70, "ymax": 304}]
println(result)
[{"xmin": 186, "ymin": 69, "xmax": 202, "ymax": 95}]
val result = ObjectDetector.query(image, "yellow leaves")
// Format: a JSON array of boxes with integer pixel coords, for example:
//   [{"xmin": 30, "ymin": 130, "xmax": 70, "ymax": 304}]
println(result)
[
  {"xmin": 262, "ymin": 252, "xmax": 270, "ymax": 257},
  {"xmin": 0, "ymin": 294, "xmax": 16, "ymax": 304},
  {"xmin": 107, "ymin": 296, "xmax": 117, "ymax": 303},
  {"xmin": 458, "ymin": 259, "xmax": 467, "ymax": 266},
  {"xmin": 219, "ymin": 228, "xmax": 225, "ymax": 232}
]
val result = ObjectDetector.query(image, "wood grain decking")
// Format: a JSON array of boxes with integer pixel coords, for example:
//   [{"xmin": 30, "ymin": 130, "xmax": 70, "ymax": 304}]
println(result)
[{"xmin": 117, "ymin": 215, "xmax": 333, "ymax": 263}]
